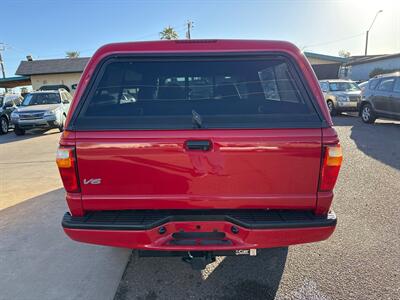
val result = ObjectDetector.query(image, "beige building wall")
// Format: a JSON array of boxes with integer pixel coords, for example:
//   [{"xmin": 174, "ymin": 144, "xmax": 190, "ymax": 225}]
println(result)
[
  {"xmin": 306, "ymin": 57, "xmax": 338, "ymax": 65},
  {"xmin": 31, "ymin": 72, "xmax": 82, "ymax": 95}
]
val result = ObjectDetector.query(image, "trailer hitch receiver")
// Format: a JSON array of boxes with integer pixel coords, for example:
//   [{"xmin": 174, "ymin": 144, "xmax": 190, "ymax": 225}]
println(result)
[{"xmin": 182, "ymin": 251, "xmax": 216, "ymax": 270}]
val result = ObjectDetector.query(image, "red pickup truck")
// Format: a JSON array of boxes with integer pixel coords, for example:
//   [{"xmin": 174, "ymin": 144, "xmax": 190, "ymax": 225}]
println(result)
[{"xmin": 57, "ymin": 40, "xmax": 342, "ymax": 269}]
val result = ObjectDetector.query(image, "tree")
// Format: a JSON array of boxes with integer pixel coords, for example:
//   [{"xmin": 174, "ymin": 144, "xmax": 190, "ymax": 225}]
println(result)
[
  {"xmin": 65, "ymin": 51, "xmax": 80, "ymax": 58},
  {"xmin": 159, "ymin": 26, "xmax": 179, "ymax": 40},
  {"xmin": 338, "ymin": 50, "xmax": 351, "ymax": 58},
  {"xmin": 369, "ymin": 68, "xmax": 400, "ymax": 78}
]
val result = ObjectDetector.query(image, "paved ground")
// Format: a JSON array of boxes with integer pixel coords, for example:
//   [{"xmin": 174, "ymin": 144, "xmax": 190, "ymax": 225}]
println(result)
[
  {"xmin": 0, "ymin": 129, "xmax": 131, "ymax": 300},
  {"xmin": 0, "ymin": 129, "xmax": 62, "ymax": 210},
  {"xmin": 0, "ymin": 116, "xmax": 399, "ymax": 300},
  {"xmin": 115, "ymin": 116, "xmax": 400, "ymax": 300}
]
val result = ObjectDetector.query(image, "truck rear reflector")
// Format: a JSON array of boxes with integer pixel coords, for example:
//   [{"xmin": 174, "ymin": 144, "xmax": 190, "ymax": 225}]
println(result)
[
  {"xmin": 319, "ymin": 145, "xmax": 342, "ymax": 192},
  {"xmin": 56, "ymin": 147, "xmax": 80, "ymax": 193}
]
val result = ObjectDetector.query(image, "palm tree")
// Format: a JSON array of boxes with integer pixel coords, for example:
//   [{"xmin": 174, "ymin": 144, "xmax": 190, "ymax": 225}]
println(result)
[
  {"xmin": 65, "ymin": 51, "xmax": 80, "ymax": 58},
  {"xmin": 338, "ymin": 50, "xmax": 351, "ymax": 58},
  {"xmin": 159, "ymin": 26, "xmax": 179, "ymax": 40}
]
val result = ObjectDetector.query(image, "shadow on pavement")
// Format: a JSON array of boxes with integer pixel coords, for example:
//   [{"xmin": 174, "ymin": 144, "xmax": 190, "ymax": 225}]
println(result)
[
  {"xmin": 115, "ymin": 247, "xmax": 288, "ymax": 300},
  {"xmin": 333, "ymin": 116, "xmax": 400, "ymax": 170},
  {"xmin": 0, "ymin": 188, "xmax": 130, "ymax": 300},
  {"xmin": 0, "ymin": 128, "xmax": 60, "ymax": 145}
]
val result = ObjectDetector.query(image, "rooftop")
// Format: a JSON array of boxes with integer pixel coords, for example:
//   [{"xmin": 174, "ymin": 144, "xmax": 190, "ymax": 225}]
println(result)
[
  {"xmin": 0, "ymin": 76, "xmax": 31, "ymax": 89},
  {"xmin": 15, "ymin": 57, "xmax": 90, "ymax": 76},
  {"xmin": 303, "ymin": 52, "xmax": 348, "ymax": 63},
  {"xmin": 345, "ymin": 53, "xmax": 400, "ymax": 66}
]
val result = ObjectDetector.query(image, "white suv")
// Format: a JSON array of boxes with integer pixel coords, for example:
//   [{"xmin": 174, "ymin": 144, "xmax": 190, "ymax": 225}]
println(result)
[{"xmin": 11, "ymin": 89, "xmax": 72, "ymax": 135}]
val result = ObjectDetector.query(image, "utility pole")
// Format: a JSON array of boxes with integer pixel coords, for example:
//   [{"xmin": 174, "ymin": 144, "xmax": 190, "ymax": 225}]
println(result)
[
  {"xmin": 0, "ymin": 44, "xmax": 6, "ymax": 79},
  {"xmin": 186, "ymin": 21, "xmax": 194, "ymax": 39},
  {"xmin": 0, "ymin": 43, "xmax": 8, "ymax": 93},
  {"xmin": 365, "ymin": 10, "xmax": 383, "ymax": 56}
]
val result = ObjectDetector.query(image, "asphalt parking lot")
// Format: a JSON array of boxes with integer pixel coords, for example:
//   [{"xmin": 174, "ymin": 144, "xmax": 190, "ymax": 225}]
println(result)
[{"xmin": 0, "ymin": 116, "xmax": 399, "ymax": 300}]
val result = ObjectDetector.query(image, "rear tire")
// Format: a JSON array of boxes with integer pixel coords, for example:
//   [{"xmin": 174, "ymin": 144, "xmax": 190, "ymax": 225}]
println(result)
[
  {"xmin": 14, "ymin": 127, "xmax": 26, "ymax": 136},
  {"xmin": 361, "ymin": 103, "xmax": 376, "ymax": 124},
  {"xmin": 0, "ymin": 117, "xmax": 9, "ymax": 134},
  {"xmin": 327, "ymin": 100, "xmax": 337, "ymax": 116}
]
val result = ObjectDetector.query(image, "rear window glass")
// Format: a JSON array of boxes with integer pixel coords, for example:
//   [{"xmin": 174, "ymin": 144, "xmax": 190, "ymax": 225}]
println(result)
[
  {"xmin": 393, "ymin": 78, "xmax": 400, "ymax": 93},
  {"xmin": 369, "ymin": 78, "xmax": 380, "ymax": 90},
  {"xmin": 73, "ymin": 56, "xmax": 321, "ymax": 130},
  {"xmin": 377, "ymin": 78, "xmax": 395, "ymax": 92}
]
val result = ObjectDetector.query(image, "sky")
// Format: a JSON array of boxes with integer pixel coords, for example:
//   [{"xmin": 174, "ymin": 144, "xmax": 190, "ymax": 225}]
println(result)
[{"xmin": 1, "ymin": 0, "xmax": 400, "ymax": 78}]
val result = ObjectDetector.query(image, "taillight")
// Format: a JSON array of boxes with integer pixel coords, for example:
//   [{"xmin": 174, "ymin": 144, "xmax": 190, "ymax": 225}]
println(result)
[
  {"xmin": 319, "ymin": 145, "xmax": 343, "ymax": 191},
  {"xmin": 56, "ymin": 146, "xmax": 80, "ymax": 193}
]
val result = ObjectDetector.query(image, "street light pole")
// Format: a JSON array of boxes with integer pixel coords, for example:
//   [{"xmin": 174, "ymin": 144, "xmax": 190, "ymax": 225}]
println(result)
[{"xmin": 365, "ymin": 10, "xmax": 383, "ymax": 56}]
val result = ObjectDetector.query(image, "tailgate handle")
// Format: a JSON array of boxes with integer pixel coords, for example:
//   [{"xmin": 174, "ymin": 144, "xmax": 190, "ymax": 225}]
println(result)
[{"xmin": 185, "ymin": 140, "xmax": 212, "ymax": 151}]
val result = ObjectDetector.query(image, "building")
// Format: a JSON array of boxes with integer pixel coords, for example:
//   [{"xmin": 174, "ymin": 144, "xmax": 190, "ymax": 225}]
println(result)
[
  {"xmin": 340, "ymin": 53, "xmax": 400, "ymax": 81},
  {"xmin": 304, "ymin": 52, "xmax": 348, "ymax": 80},
  {"xmin": 15, "ymin": 57, "xmax": 90, "ymax": 95}
]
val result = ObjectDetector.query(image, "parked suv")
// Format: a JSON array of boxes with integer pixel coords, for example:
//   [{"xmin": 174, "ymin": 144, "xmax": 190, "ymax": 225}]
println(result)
[
  {"xmin": 0, "ymin": 94, "xmax": 23, "ymax": 134},
  {"xmin": 11, "ymin": 89, "xmax": 72, "ymax": 135},
  {"xmin": 57, "ymin": 40, "xmax": 342, "ymax": 269},
  {"xmin": 319, "ymin": 80, "xmax": 362, "ymax": 115},
  {"xmin": 359, "ymin": 72, "xmax": 400, "ymax": 123}
]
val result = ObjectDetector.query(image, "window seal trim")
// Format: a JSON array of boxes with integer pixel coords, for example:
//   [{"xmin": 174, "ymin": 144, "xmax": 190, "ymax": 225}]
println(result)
[{"xmin": 68, "ymin": 52, "xmax": 328, "ymax": 131}]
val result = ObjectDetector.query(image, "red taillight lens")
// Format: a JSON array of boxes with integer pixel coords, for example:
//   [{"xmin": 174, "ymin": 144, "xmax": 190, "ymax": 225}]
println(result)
[
  {"xmin": 56, "ymin": 146, "xmax": 80, "ymax": 193},
  {"xmin": 319, "ymin": 145, "xmax": 343, "ymax": 192}
]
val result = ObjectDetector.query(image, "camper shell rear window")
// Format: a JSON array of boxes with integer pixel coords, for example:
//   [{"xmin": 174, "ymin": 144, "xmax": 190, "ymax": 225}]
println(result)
[{"xmin": 71, "ymin": 54, "xmax": 323, "ymax": 130}]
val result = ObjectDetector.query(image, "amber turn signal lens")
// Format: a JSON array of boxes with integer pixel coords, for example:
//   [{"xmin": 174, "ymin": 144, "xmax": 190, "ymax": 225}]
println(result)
[
  {"xmin": 326, "ymin": 145, "xmax": 343, "ymax": 167},
  {"xmin": 56, "ymin": 148, "xmax": 72, "ymax": 168}
]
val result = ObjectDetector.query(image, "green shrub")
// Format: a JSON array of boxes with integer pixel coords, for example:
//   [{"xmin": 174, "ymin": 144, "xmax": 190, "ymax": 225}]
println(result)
[{"xmin": 369, "ymin": 68, "xmax": 400, "ymax": 78}]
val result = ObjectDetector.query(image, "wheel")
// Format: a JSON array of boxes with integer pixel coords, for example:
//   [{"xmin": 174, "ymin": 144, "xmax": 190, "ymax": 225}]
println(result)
[
  {"xmin": 0, "ymin": 117, "xmax": 9, "ymax": 134},
  {"xmin": 361, "ymin": 103, "xmax": 376, "ymax": 124},
  {"xmin": 327, "ymin": 100, "xmax": 337, "ymax": 116},
  {"xmin": 14, "ymin": 127, "xmax": 26, "ymax": 136},
  {"xmin": 58, "ymin": 115, "xmax": 65, "ymax": 132}
]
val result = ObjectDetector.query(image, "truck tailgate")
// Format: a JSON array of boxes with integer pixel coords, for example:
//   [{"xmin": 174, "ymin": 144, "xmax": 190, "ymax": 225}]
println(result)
[{"xmin": 76, "ymin": 129, "xmax": 321, "ymax": 210}]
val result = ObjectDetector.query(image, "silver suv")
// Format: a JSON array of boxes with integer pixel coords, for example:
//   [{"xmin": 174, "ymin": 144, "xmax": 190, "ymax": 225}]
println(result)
[
  {"xmin": 319, "ymin": 80, "xmax": 361, "ymax": 115},
  {"xmin": 11, "ymin": 89, "xmax": 72, "ymax": 135}
]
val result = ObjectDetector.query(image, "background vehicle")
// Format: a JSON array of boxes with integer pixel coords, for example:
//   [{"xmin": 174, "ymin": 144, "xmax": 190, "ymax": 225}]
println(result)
[
  {"xmin": 360, "ymin": 72, "xmax": 400, "ymax": 123},
  {"xmin": 11, "ymin": 89, "xmax": 72, "ymax": 135},
  {"xmin": 0, "ymin": 94, "xmax": 23, "ymax": 134},
  {"xmin": 57, "ymin": 40, "xmax": 342, "ymax": 270},
  {"xmin": 358, "ymin": 81, "xmax": 368, "ymax": 91},
  {"xmin": 319, "ymin": 80, "xmax": 362, "ymax": 115}
]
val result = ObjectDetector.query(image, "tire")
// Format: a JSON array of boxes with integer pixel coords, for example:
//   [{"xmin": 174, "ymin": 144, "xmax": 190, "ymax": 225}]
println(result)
[
  {"xmin": 361, "ymin": 103, "xmax": 376, "ymax": 124},
  {"xmin": 0, "ymin": 117, "xmax": 9, "ymax": 134},
  {"xmin": 327, "ymin": 100, "xmax": 337, "ymax": 116},
  {"xmin": 14, "ymin": 127, "xmax": 26, "ymax": 136},
  {"xmin": 58, "ymin": 115, "xmax": 65, "ymax": 132}
]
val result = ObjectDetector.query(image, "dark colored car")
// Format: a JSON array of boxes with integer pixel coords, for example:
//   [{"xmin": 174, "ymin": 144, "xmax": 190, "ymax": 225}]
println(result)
[
  {"xmin": 57, "ymin": 40, "xmax": 342, "ymax": 269},
  {"xmin": 360, "ymin": 72, "xmax": 400, "ymax": 123},
  {"xmin": 0, "ymin": 94, "xmax": 23, "ymax": 134}
]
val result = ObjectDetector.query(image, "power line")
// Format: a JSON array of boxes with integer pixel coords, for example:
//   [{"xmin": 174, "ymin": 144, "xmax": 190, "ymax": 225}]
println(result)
[
  {"xmin": 303, "ymin": 32, "xmax": 365, "ymax": 50},
  {"xmin": 3, "ymin": 23, "xmax": 188, "ymax": 61}
]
